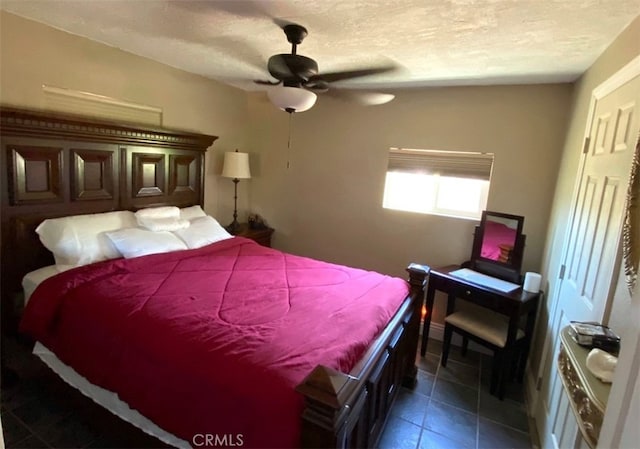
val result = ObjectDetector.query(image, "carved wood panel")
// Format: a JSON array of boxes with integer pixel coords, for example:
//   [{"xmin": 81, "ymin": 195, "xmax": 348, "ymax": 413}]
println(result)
[
  {"xmin": 123, "ymin": 147, "xmax": 202, "ymax": 209},
  {"xmin": 132, "ymin": 152, "xmax": 165, "ymax": 198},
  {"xmin": 8, "ymin": 145, "xmax": 63, "ymax": 205},
  {"xmin": 13, "ymin": 214, "xmax": 56, "ymax": 273},
  {"xmin": 169, "ymin": 153, "xmax": 199, "ymax": 202},
  {"xmin": 71, "ymin": 148, "xmax": 116, "ymax": 201}
]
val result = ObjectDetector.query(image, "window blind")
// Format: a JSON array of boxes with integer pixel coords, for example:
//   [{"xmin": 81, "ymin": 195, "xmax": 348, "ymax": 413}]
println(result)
[{"xmin": 387, "ymin": 148, "xmax": 494, "ymax": 181}]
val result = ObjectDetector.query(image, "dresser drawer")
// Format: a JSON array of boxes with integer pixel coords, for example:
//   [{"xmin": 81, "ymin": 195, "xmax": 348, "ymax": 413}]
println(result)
[{"xmin": 432, "ymin": 276, "xmax": 515, "ymax": 314}]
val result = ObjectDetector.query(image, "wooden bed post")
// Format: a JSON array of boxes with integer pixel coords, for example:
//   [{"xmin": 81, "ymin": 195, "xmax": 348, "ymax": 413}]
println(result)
[
  {"xmin": 295, "ymin": 365, "xmax": 363, "ymax": 448},
  {"xmin": 297, "ymin": 264, "xmax": 429, "ymax": 449},
  {"xmin": 403, "ymin": 263, "xmax": 430, "ymax": 388}
]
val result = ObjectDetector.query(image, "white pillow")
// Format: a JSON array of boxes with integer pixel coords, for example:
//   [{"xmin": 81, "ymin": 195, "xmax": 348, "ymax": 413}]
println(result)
[
  {"xmin": 136, "ymin": 216, "xmax": 191, "ymax": 232},
  {"xmin": 135, "ymin": 206, "xmax": 180, "ymax": 220},
  {"xmin": 105, "ymin": 228, "xmax": 187, "ymax": 259},
  {"xmin": 180, "ymin": 205, "xmax": 207, "ymax": 221},
  {"xmin": 36, "ymin": 211, "xmax": 137, "ymax": 266},
  {"xmin": 173, "ymin": 216, "xmax": 232, "ymax": 249}
]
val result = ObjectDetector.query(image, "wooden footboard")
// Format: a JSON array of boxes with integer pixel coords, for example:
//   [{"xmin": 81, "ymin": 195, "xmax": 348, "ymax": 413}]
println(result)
[{"xmin": 296, "ymin": 264, "xmax": 429, "ymax": 448}]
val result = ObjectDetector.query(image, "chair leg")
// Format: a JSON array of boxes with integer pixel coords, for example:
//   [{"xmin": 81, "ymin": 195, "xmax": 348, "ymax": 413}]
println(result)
[
  {"xmin": 490, "ymin": 350, "xmax": 502, "ymax": 396},
  {"xmin": 509, "ymin": 350, "xmax": 519, "ymax": 380},
  {"xmin": 498, "ymin": 349, "xmax": 514, "ymax": 400},
  {"xmin": 442, "ymin": 324, "xmax": 454, "ymax": 367},
  {"xmin": 461, "ymin": 336, "xmax": 469, "ymax": 356},
  {"xmin": 516, "ymin": 347, "xmax": 526, "ymax": 383}
]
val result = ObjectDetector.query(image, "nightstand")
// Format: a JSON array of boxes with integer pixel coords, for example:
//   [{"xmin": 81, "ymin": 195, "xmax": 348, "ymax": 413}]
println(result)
[{"xmin": 231, "ymin": 223, "xmax": 274, "ymax": 247}]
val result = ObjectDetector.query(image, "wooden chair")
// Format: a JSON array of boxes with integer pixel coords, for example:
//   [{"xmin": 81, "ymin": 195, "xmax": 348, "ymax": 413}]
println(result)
[{"xmin": 441, "ymin": 306, "xmax": 526, "ymax": 399}]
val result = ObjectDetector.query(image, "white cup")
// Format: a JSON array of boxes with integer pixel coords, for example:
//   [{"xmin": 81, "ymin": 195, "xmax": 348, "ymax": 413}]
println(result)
[{"xmin": 523, "ymin": 272, "xmax": 542, "ymax": 292}]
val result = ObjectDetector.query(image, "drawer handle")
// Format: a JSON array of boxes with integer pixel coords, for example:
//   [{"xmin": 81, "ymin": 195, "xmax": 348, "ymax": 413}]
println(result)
[{"xmin": 466, "ymin": 290, "xmax": 471, "ymax": 296}]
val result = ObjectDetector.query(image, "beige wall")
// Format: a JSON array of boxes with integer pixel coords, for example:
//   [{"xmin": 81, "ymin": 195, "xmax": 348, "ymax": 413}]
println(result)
[
  {"xmin": 248, "ymin": 83, "xmax": 572, "ymax": 323},
  {"xmin": 0, "ymin": 11, "xmax": 250, "ymax": 222},
  {"xmin": 530, "ymin": 15, "xmax": 640, "ymax": 383}
]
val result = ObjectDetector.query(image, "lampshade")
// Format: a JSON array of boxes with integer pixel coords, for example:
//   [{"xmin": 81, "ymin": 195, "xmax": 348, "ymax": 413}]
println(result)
[
  {"xmin": 221, "ymin": 151, "xmax": 251, "ymax": 179},
  {"xmin": 267, "ymin": 86, "xmax": 317, "ymax": 113}
]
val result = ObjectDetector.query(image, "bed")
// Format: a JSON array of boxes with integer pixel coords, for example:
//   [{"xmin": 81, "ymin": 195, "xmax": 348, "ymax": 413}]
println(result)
[{"xmin": 0, "ymin": 107, "xmax": 429, "ymax": 448}]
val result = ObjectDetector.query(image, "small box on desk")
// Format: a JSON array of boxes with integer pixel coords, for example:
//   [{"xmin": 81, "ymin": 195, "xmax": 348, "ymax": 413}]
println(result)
[{"xmin": 568, "ymin": 321, "xmax": 620, "ymax": 355}]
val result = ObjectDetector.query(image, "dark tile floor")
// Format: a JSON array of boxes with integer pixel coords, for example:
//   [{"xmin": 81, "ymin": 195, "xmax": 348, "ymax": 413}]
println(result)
[
  {"xmin": 378, "ymin": 339, "xmax": 533, "ymax": 449},
  {"xmin": 2, "ymin": 337, "xmax": 534, "ymax": 448},
  {"xmin": 2, "ymin": 337, "xmax": 168, "ymax": 449}
]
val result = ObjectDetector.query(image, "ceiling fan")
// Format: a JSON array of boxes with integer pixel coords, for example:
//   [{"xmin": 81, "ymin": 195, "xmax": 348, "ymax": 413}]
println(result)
[{"xmin": 255, "ymin": 23, "xmax": 396, "ymax": 113}]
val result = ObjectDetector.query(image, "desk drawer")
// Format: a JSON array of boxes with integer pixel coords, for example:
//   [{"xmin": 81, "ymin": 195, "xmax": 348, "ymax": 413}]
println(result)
[{"xmin": 434, "ymin": 277, "xmax": 514, "ymax": 314}]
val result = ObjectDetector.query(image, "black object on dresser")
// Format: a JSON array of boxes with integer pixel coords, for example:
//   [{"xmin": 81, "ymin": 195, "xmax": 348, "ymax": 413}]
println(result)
[{"xmin": 231, "ymin": 223, "xmax": 274, "ymax": 247}]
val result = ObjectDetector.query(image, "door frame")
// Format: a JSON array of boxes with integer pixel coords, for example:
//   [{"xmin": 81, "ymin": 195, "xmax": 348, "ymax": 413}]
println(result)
[{"xmin": 531, "ymin": 53, "xmax": 640, "ymax": 436}]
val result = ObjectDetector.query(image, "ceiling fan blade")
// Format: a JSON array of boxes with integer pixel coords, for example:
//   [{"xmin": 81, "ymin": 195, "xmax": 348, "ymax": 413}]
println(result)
[
  {"xmin": 172, "ymin": 1, "xmax": 265, "ymax": 17},
  {"xmin": 309, "ymin": 66, "xmax": 396, "ymax": 84},
  {"xmin": 322, "ymin": 87, "xmax": 395, "ymax": 106},
  {"xmin": 304, "ymin": 79, "xmax": 329, "ymax": 93},
  {"xmin": 208, "ymin": 36, "xmax": 267, "ymax": 74},
  {"xmin": 350, "ymin": 91, "xmax": 396, "ymax": 106}
]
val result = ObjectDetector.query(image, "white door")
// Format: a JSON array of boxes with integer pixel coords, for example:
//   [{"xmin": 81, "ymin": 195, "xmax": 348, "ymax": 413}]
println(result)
[{"xmin": 535, "ymin": 68, "xmax": 640, "ymax": 449}]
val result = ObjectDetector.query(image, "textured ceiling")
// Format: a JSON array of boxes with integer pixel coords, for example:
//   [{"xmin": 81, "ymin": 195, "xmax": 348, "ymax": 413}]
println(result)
[{"xmin": 2, "ymin": 1, "xmax": 639, "ymax": 91}]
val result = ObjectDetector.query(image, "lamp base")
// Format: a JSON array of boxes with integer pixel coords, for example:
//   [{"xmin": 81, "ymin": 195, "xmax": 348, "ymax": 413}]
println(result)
[{"xmin": 226, "ymin": 219, "xmax": 241, "ymax": 234}]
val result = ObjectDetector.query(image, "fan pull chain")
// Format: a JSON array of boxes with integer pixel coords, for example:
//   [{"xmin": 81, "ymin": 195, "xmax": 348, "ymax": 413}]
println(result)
[{"xmin": 286, "ymin": 111, "xmax": 293, "ymax": 169}]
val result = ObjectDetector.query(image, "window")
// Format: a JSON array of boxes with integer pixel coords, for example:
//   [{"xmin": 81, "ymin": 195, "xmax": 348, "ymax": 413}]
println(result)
[{"xmin": 382, "ymin": 148, "xmax": 494, "ymax": 220}]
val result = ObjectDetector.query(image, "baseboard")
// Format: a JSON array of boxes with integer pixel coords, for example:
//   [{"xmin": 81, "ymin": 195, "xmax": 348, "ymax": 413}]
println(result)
[
  {"xmin": 525, "ymin": 368, "xmax": 539, "ymax": 415},
  {"xmin": 525, "ymin": 369, "xmax": 542, "ymax": 449}
]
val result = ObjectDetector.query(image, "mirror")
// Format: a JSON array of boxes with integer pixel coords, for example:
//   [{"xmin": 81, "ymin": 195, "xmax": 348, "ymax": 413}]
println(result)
[
  {"xmin": 623, "ymin": 137, "xmax": 639, "ymax": 295},
  {"xmin": 470, "ymin": 211, "xmax": 526, "ymax": 283}
]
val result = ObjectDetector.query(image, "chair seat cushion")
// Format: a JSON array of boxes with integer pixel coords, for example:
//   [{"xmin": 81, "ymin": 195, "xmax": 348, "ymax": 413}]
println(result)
[{"xmin": 445, "ymin": 308, "xmax": 524, "ymax": 348}]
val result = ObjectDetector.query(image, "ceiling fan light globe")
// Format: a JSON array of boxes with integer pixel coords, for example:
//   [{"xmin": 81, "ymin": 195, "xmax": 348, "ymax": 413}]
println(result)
[{"xmin": 267, "ymin": 86, "xmax": 317, "ymax": 113}]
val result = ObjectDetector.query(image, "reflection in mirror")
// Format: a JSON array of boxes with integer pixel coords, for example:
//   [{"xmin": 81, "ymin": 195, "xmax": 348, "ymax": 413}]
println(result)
[
  {"xmin": 481, "ymin": 216, "xmax": 519, "ymax": 263},
  {"xmin": 470, "ymin": 210, "xmax": 525, "ymax": 283}
]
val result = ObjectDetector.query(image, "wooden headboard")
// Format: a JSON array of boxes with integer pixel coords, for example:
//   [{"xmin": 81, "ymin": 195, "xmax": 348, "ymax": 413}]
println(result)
[{"xmin": 0, "ymin": 107, "xmax": 217, "ymax": 333}]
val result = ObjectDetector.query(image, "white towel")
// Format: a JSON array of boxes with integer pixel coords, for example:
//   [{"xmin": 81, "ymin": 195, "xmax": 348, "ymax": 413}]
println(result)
[{"xmin": 135, "ymin": 206, "xmax": 180, "ymax": 219}]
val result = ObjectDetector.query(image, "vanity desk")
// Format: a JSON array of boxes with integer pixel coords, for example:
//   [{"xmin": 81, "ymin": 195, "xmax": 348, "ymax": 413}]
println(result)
[{"xmin": 420, "ymin": 265, "xmax": 541, "ymax": 380}]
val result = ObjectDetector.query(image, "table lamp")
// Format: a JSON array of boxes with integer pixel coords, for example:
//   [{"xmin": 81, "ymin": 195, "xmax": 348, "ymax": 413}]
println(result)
[{"xmin": 221, "ymin": 150, "xmax": 251, "ymax": 233}]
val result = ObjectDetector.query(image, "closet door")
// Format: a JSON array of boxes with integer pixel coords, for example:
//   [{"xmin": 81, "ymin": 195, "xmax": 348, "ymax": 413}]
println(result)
[{"xmin": 535, "ymin": 67, "xmax": 640, "ymax": 449}]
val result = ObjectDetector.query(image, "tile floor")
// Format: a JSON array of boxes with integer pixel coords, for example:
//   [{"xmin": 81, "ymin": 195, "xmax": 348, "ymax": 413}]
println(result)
[
  {"xmin": 378, "ymin": 339, "xmax": 534, "ymax": 449},
  {"xmin": 2, "ymin": 337, "xmax": 534, "ymax": 448}
]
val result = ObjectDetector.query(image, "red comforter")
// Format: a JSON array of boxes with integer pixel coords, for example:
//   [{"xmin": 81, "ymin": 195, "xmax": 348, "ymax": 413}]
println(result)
[{"xmin": 21, "ymin": 237, "xmax": 409, "ymax": 448}]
